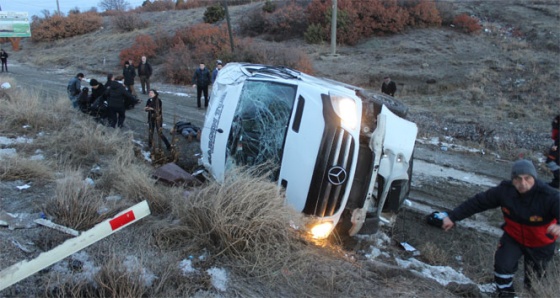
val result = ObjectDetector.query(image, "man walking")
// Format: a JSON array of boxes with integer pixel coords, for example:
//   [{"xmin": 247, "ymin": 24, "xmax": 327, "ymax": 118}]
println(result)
[
  {"xmin": 192, "ymin": 62, "xmax": 211, "ymax": 109},
  {"xmin": 440, "ymin": 159, "xmax": 559, "ymax": 297},
  {"xmin": 137, "ymin": 56, "xmax": 152, "ymax": 94}
]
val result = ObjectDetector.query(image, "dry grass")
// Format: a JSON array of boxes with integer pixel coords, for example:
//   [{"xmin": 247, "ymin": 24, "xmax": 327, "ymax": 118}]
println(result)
[
  {"xmin": 0, "ymin": 155, "xmax": 54, "ymax": 181},
  {"xmin": 44, "ymin": 169, "xmax": 119, "ymax": 231},
  {"xmin": 418, "ymin": 242, "xmax": 449, "ymax": 266}
]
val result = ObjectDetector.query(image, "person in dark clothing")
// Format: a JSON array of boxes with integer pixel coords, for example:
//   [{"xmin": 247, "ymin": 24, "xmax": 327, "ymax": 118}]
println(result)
[
  {"xmin": 192, "ymin": 62, "xmax": 211, "ymax": 109},
  {"xmin": 212, "ymin": 60, "xmax": 223, "ymax": 84},
  {"xmin": 137, "ymin": 56, "xmax": 152, "ymax": 94},
  {"xmin": 381, "ymin": 76, "xmax": 397, "ymax": 96},
  {"xmin": 88, "ymin": 79, "xmax": 107, "ymax": 119},
  {"xmin": 104, "ymin": 75, "xmax": 135, "ymax": 128},
  {"xmin": 122, "ymin": 60, "xmax": 137, "ymax": 97},
  {"xmin": 546, "ymin": 114, "xmax": 560, "ymax": 188},
  {"xmin": 67, "ymin": 73, "xmax": 85, "ymax": 109},
  {"xmin": 105, "ymin": 73, "xmax": 113, "ymax": 88},
  {"xmin": 0, "ymin": 49, "xmax": 8, "ymax": 72},
  {"xmin": 144, "ymin": 89, "xmax": 171, "ymax": 150},
  {"xmin": 441, "ymin": 160, "xmax": 560, "ymax": 297}
]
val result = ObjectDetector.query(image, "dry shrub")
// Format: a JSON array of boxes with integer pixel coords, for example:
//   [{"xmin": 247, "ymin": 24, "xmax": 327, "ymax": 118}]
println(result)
[
  {"xmin": 157, "ymin": 166, "xmax": 307, "ymax": 271},
  {"xmin": 0, "ymin": 88, "xmax": 72, "ymax": 134},
  {"xmin": 39, "ymin": 120, "xmax": 127, "ymax": 167},
  {"xmin": 234, "ymin": 41, "xmax": 315, "ymax": 74},
  {"xmin": 94, "ymin": 256, "xmax": 150, "ymax": 297},
  {"xmin": 111, "ymin": 11, "xmax": 150, "ymax": 32},
  {"xmin": 453, "ymin": 14, "xmax": 482, "ymax": 34},
  {"xmin": 262, "ymin": 2, "xmax": 308, "ymax": 41},
  {"xmin": 529, "ymin": 259, "xmax": 560, "ymax": 297},
  {"xmin": 118, "ymin": 34, "xmax": 158, "ymax": 66},
  {"xmin": 44, "ymin": 170, "xmax": 112, "ymax": 231},
  {"xmin": 306, "ymin": 0, "xmax": 442, "ymax": 45},
  {"xmin": 0, "ymin": 155, "xmax": 54, "ymax": 181},
  {"xmin": 98, "ymin": 146, "xmax": 173, "ymax": 214},
  {"xmin": 140, "ymin": 0, "xmax": 176, "ymax": 12},
  {"xmin": 418, "ymin": 242, "xmax": 448, "ymax": 266},
  {"xmin": 162, "ymin": 41, "xmax": 194, "ymax": 84},
  {"xmin": 30, "ymin": 12, "xmax": 102, "ymax": 42},
  {"xmin": 406, "ymin": 0, "xmax": 442, "ymax": 28}
]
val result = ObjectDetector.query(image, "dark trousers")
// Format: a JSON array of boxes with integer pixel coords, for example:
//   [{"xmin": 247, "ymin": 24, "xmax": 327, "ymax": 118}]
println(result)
[
  {"xmin": 494, "ymin": 233, "xmax": 555, "ymax": 296},
  {"xmin": 1, "ymin": 60, "xmax": 7, "ymax": 72},
  {"xmin": 107, "ymin": 106, "xmax": 126, "ymax": 128},
  {"xmin": 196, "ymin": 85, "xmax": 209, "ymax": 108},
  {"xmin": 148, "ymin": 120, "xmax": 171, "ymax": 150},
  {"xmin": 140, "ymin": 75, "xmax": 150, "ymax": 93}
]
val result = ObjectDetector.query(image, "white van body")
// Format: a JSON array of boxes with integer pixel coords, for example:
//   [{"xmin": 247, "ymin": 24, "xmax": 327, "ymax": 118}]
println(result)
[{"xmin": 200, "ymin": 63, "xmax": 417, "ymax": 238}]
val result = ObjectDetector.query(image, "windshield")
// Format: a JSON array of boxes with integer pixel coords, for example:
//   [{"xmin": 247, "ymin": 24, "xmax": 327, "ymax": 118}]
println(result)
[{"xmin": 226, "ymin": 80, "xmax": 297, "ymax": 179}]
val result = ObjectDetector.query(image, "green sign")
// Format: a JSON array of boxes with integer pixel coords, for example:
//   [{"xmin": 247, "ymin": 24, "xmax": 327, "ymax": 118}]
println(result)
[{"xmin": 0, "ymin": 12, "xmax": 31, "ymax": 38}]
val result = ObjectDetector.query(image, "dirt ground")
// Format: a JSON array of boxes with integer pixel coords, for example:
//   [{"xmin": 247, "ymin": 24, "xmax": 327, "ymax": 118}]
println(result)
[{"xmin": 1, "ymin": 0, "xmax": 559, "ymax": 296}]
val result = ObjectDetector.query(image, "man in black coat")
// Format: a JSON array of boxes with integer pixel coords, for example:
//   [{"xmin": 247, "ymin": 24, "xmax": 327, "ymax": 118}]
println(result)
[
  {"xmin": 441, "ymin": 160, "xmax": 560, "ymax": 297},
  {"xmin": 192, "ymin": 62, "xmax": 211, "ymax": 109},
  {"xmin": 104, "ymin": 75, "xmax": 136, "ymax": 128},
  {"xmin": 122, "ymin": 60, "xmax": 137, "ymax": 97},
  {"xmin": 137, "ymin": 56, "xmax": 152, "ymax": 94},
  {"xmin": 381, "ymin": 76, "xmax": 397, "ymax": 96}
]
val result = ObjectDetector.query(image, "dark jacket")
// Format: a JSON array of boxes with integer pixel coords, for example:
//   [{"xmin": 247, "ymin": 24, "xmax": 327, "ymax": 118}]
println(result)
[
  {"xmin": 192, "ymin": 68, "xmax": 211, "ymax": 87},
  {"xmin": 381, "ymin": 81, "xmax": 397, "ymax": 96},
  {"xmin": 145, "ymin": 96, "xmax": 163, "ymax": 123},
  {"xmin": 137, "ymin": 62, "xmax": 152, "ymax": 77},
  {"xmin": 0, "ymin": 50, "xmax": 8, "ymax": 61},
  {"xmin": 89, "ymin": 84, "xmax": 106, "ymax": 104},
  {"xmin": 448, "ymin": 180, "xmax": 559, "ymax": 248},
  {"xmin": 105, "ymin": 81, "xmax": 135, "ymax": 109},
  {"xmin": 123, "ymin": 65, "xmax": 136, "ymax": 85}
]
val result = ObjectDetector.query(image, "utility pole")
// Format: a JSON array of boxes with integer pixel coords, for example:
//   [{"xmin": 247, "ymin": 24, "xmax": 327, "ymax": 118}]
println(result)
[
  {"xmin": 56, "ymin": 0, "xmax": 61, "ymax": 15},
  {"xmin": 223, "ymin": 0, "xmax": 235, "ymax": 53},
  {"xmin": 330, "ymin": 0, "xmax": 337, "ymax": 56}
]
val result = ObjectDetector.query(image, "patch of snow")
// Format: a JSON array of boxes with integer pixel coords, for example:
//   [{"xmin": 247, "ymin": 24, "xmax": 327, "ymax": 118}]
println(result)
[
  {"xmin": 160, "ymin": 90, "xmax": 190, "ymax": 97},
  {"xmin": 413, "ymin": 160, "xmax": 500, "ymax": 187},
  {"xmin": 396, "ymin": 257, "xmax": 473, "ymax": 286},
  {"xmin": 0, "ymin": 148, "xmax": 17, "ymax": 158},
  {"xmin": 30, "ymin": 154, "xmax": 44, "ymax": 160},
  {"xmin": 16, "ymin": 184, "xmax": 31, "ymax": 190},
  {"xmin": 123, "ymin": 256, "xmax": 158, "ymax": 287},
  {"xmin": 207, "ymin": 267, "xmax": 228, "ymax": 292},
  {"xmin": 178, "ymin": 259, "xmax": 196, "ymax": 275}
]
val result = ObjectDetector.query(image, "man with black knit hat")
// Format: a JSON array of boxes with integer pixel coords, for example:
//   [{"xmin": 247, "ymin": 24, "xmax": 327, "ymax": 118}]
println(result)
[{"xmin": 440, "ymin": 159, "xmax": 559, "ymax": 297}]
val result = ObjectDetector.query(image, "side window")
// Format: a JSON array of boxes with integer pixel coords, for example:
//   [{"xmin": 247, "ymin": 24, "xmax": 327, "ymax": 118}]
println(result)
[{"xmin": 226, "ymin": 80, "xmax": 297, "ymax": 177}]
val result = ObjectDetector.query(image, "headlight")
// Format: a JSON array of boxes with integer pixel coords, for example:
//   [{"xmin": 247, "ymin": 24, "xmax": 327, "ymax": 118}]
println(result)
[
  {"xmin": 330, "ymin": 95, "xmax": 358, "ymax": 130},
  {"xmin": 310, "ymin": 221, "xmax": 335, "ymax": 239}
]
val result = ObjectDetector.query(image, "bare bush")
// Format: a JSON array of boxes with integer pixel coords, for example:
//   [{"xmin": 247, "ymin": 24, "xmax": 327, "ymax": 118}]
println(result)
[
  {"xmin": 0, "ymin": 155, "xmax": 54, "ymax": 181},
  {"xmin": 111, "ymin": 11, "xmax": 150, "ymax": 32},
  {"xmin": 157, "ymin": 166, "xmax": 307, "ymax": 269},
  {"xmin": 44, "ymin": 170, "xmax": 114, "ymax": 231},
  {"xmin": 30, "ymin": 12, "xmax": 103, "ymax": 42}
]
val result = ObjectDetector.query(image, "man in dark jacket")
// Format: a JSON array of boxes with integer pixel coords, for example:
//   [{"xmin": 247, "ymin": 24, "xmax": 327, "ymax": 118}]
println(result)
[
  {"xmin": 441, "ymin": 160, "xmax": 560, "ymax": 297},
  {"xmin": 104, "ymin": 75, "xmax": 135, "ymax": 128},
  {"xmin": 192, "ymin": 62, "xmax": 211, "ymax": 109},
  {"xmin": 137, "ymin": 56, "xmax": 152, "ymax": 94},
  {"xmin": 381, "ymin": 76, "xmax": 397, "ymax": 96},
  {"xmin": 0, "ymin": 49, "xmax": 8, "ymax": 72},
  {"xmin": 122, "ymin": 60, "xmax": 137, "ymax": 97},
  {"xmin": 67, "ymin": 73, "xmax": 85, "ymax": 108},
  {"xmin": 88, "ymin": 79, "xmax": 107, "ymax": 119}
]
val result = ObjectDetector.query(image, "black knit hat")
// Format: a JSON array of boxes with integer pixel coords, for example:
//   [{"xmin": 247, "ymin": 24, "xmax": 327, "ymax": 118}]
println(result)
[
  {"xmin": 511, "ymin": 159, "xmax": 537, "ymax": 179},
  {"xmin": 89, "ymin": 79, "xmax": 99, "ymax": 86}
]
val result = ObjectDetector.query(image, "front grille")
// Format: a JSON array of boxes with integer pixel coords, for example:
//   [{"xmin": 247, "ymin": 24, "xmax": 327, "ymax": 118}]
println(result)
[{"xmin": 304, "ymin": 126, "xmax": 355, "ymax": 218}]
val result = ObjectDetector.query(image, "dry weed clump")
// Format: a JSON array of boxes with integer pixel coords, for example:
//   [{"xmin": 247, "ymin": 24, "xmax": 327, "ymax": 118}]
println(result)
[
  {"xmin": 93, "ymin": 256, "xmax": 151, "ymax": 297},
  {"xmin": 97, "ymin": 146, "xmax": 174, "ymax": 214},
  {"xmin": 45, "ymin": 170, "xmax": 115, "ymax": 231},
  {"xmin": 418, "ymin": 242, "xmax": 448, "ymax": 265},
  {"xmin": 158, "ymin": 167, "xmax": 307, "ymax": 268},
  {"xmin": 0, "ymin": 155, "xmax": 54, "ymax": 181},
  {"xmin": 528, "ymin": 259, "xmax": 560, "ymax": 297},
  {"xmin": 0, "ymin": 88, "xmax": 72, "ymax": 135}
]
